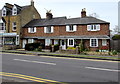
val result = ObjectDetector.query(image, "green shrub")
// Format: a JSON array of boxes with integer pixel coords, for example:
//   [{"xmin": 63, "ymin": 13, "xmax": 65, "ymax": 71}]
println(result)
[
  {"xmin": 112, "ymin": 34, "xmax": 120, "ymax": 40},
  {"xmin": 67, "ymin": 47, "xmax": 76, "ymax": 50},
  {"xmin": 25, "ymin": 43, "xmax": 43, "ymax": 51},
  {"xmin": 111, "ymin": 50, "xmax": 118, "ymax": 55}
]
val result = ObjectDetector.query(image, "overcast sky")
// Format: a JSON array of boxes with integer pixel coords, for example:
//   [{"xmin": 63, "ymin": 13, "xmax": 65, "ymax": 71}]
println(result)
[{"xmin": 0, "ymin": 0, "xmax": 119, "ymax": 30}]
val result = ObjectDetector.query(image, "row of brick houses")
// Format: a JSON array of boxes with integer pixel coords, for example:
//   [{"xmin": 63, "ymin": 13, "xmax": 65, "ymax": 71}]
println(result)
[
  {"xmin": 22, "ymin": 9, "xmax": 110, "ymax": 51},
  {"xmin": 0, "ymin": 0, "xmax": 110, "ymax": 51}
]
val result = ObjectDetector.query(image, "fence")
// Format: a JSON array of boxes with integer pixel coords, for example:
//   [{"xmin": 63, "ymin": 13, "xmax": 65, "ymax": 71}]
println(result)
[{"xmin": 110, "ymin": 40, "xmax": 120, "ymax": 51}]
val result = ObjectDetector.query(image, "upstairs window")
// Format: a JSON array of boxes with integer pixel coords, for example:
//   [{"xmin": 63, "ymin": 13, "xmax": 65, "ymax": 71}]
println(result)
[
  {"xmin": 44, "ymin": 26, "xmax": 54, "ymax": 33},
  {"xmin": 2, "ymin": 7, "xmax": 6, "ymax": 16},
  {"xmin": 12, "ymin": 22, "xmax": 17, "ymax": 31},
  {"xmin": 28, "ymin": 27, "xmax": 36, "ymax": 33},
  {"xmin": 12, "ymin": 5, "xmax": 17, "ymax": 15},
  {"xmin": 87, "ymin": 24, "xmax": 100, "ymax": 31},
  {"xmin": 66, "ymin": 25, "xmax": 77, "ymax": 32}
]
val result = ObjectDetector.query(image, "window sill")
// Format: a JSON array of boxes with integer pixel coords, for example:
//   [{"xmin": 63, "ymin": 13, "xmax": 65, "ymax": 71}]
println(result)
[
  {"xmin": 67, "ymin": 31, "xmax": 75, "ymax": 32},
  {"xmin": 90, "ymin": 46, "xmax": 98, "ymax": 48},
  {"xmin": 45, "ymin": 32, "xmax": 53, "ymax": 33}
]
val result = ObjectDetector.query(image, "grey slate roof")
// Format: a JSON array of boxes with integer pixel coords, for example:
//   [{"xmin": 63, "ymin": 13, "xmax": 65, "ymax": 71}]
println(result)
[
  {"xmin": 24, "ymin": 17, "xmax": 67, "ymax": 27},
  {"xmin": 66, "ymin": 16, "xmax": 110, "ymax": 25},
  {"xmin": 23, "ymin": 16, "xmax": 110, "ymax": 28},
  {"xmin": 24, "ymin": 35, "xmax": 110, "ymax": 39}
]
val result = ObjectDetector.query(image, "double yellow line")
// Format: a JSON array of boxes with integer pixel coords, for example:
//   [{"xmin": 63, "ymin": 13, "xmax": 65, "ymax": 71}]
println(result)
[{"xmin": 0, "ymin": 72, "xmax": 59, "ymax": 83}]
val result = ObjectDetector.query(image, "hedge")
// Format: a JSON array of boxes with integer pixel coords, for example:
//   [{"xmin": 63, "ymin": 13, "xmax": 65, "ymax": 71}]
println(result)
[{"xmin": 25, "ymin": 43, "xmax": 44, "ymax": 51}]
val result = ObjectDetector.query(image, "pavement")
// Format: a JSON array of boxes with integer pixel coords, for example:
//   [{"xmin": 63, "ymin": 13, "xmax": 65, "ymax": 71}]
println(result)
[{"xmin": 1, "ymin": 49, "xmax": 120, "ymax": 61}]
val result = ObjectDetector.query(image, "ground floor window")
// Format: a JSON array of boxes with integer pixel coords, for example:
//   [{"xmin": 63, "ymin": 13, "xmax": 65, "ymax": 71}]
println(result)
[
  {"xmin": 102, "ymin": 39, "xmax": 107, "ymax": 46},
  {"xmin": 16, "ymin": 35, "xmax": 19, "ymax": 45},
  {"xmin": 45, "ymin": 39, "xmax": 51, "ymax": 46},
  {"xmin": 4, "ymin": 37, "xmax": 16, "ymax": 45},
  {"xmin": 28, "ymin": 39, "xmax": 34, "ymax": 43},
  {"xmin": 90, "ymin": 39, "xmax": 98, "ymax": 47},
  {"xmin": 68, "ymin": 39, "xmax": 74, "ymax": 47}
]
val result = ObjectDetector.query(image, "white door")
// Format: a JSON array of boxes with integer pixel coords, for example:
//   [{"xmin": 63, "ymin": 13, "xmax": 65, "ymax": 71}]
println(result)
[
  {"xmin": 61, "ymin": 40, "xmax": 66, "ymax": 50},
  {"xmin": 23, "ymin": 39, "xmax": 27, "ymax": 48}
]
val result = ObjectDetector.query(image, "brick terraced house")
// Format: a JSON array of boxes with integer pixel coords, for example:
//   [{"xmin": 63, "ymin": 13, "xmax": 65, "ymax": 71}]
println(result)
[
  {"xmin": 22, "ymin": 9, "xmax": 110, "ymax": 51},
  {"xmin": 0, "ymin": 0, "xmax": 40, "ymax": 49}
]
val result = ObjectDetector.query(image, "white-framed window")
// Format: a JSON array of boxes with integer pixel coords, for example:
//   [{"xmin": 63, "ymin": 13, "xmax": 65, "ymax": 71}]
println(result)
[
  {"xmin": 45, "ymin": 39, "xmax": 51, "ymax": 46},
  {"xmin": 28, "ymin": 39, "xmax": 34, "ymax": 43},
  {"xmin": 2, "ymin": 7, "xmax": 6, "ymax": 16},
  {"xmin": 12, "ymin": 5, "xmax": 17, "ymax": 15},
  {"xmin": 68, "ymin": 39, "xmax": 74, "ymax": 47},
  {"xmin": 66, "ymin": 25, "xmax": 77, "ymax": 32},
  {"xmin": 54, "ymin": 40, "xmax": 59, "ymax": 45},
  {"xmin": 102, "ymin": 39, "xmax": 107, "ymax": 46},
  {"xmin": 90, "ymin": 38, "xmax": 98, "ymax": 47},
  {"xmin": 0, "ymin": 22, "xmax": 5, "ymax": 31},
  {"xmin": 44, "ymin": 26, "xmax": 54, "ymax": 33},
  {"xmin": 12, "ymin": 22, "xmax": 17, "ymax": 31},
  {"xmin": 87, "ymin": 24, "xmax": 100, "ymax": 31},
  {"xmin": 16, "ymin": 35, "xmax": 19, "ymax": 45},
  {"xmin": 28, "ymin": 27, "xmax": 36, "ymax": 33}
]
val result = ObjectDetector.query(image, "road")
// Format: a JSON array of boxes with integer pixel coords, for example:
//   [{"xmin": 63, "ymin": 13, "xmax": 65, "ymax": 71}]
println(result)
[{"xmin": 1, "ymin": 53, "xmax": 119, "ymax": 82}]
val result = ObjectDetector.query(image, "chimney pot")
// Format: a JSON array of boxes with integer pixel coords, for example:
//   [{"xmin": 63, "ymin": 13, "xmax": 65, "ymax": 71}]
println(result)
[
  {"xmin": 81, "ymin": 8, "xmax": 86, "ymax": 18},
  {"xmin": 46, "ymin": 12, "xmax": 53, "ymax": 20}
]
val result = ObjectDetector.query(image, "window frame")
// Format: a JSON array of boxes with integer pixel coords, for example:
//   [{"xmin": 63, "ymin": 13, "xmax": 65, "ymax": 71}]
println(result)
[
  {"xmin": 0, "ymin": 22, "xmax": 5, "ymax": 31},
  {"xmin": 68, "ymin": 39, "xmax": 74, "ymax": 47},
  {"xmin": 12, "ymin": 22, "xmax": 17, "ymax": 31},
  {"xmin": 2, "ymin": 7, "xmax": 6, "ymax": 16},
  {"xmin": 44, "ymin": 26, "xmax": 54, "ymax": 33},
  {"xmin": 102, "ymin": 39, "xmax": 107, "ymax": 46},
  {"xmin": 66, "ymin": 25, "xmax": 77, "ymax": 32},
  {"xmin": 90, "ymin": 38, "xmax": 98, "ymax": 47},
  {"xmin": 28, "ymin": 27, "xmax": 36, "ymax": 33},
  {"xmin": 28, "ymin": 39, "xmax": 34, "ymax": 43},
  {"xmin": 45, "ymin": 39, "xmax": 51, "ymax": 46},
  {"xmin": 87, "ymin": 24, "xmax": 100, "ymax": 31},
  {"xmin": 12, "ymin": 5, "xmax": 17, "ymax": 15}
]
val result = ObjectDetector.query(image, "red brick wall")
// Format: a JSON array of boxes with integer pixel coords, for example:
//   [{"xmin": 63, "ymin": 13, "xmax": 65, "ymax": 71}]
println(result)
[{"xmin": 22, "ymin": 24, "xmax": 110, "ymax": 37}]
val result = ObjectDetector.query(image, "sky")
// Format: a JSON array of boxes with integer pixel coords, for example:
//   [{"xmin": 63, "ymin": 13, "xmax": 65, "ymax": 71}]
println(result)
[{"xmin": 0, "ymin": 0, "xmax": 119, "ymax": 30}]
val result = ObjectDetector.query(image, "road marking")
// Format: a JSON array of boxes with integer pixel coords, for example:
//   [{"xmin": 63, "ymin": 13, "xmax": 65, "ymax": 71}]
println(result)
[
  {"xmin": 13, "ymin": 59, "xmax": 56, "ymax": 65},
  {"xmin": 0, "ymin": 72, "xmax": 58, "ymax": 82},
  {"xmin": 85, "ymin": 67, "xmax": 120, "ymax": 72}
]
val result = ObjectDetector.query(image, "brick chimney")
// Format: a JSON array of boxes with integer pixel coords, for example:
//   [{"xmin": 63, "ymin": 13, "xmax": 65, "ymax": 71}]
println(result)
[
  {"xmin": 81, "ymin": 8, "xmax": 86, "ymax": 18},
  {"xmin": 46, "ymin": 12, "xmax": 53, "ymax": 20},
  {"xmin": 31, "ymin": 0, "xmax": 34, "ymax": 6}
]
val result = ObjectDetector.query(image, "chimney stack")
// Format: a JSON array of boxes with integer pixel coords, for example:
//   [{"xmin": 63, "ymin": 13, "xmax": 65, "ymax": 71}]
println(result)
[
  {"xmin": 81, "ymin": 8, "xmax": 86, "ymax": 18},
  {"xmin": 31, "ymin": 0, "xmax": 34, "ymax": 6},
  {"xmin": 46, "ymin": 11, "xmax": 53, "ymax": 20}
]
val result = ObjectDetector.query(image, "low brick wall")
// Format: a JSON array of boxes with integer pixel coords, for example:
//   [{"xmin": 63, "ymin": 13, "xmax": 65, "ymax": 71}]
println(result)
[
  {"xmin": 60, "ymin": 49, "xmax": 77, "ymax": 54},
  {"xmin": 2, "ymin": 45, "xmax": 19, "ymax": 50}
]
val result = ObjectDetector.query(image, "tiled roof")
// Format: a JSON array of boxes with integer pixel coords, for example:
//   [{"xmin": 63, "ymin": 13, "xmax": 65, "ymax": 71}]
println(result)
[
  {"xmin": 23, "ymin": 16, "xmax": 110, "ymax": 28},
  {"xmin": 66, "ymin": 16, "xmax": 110, "ymax": 25},
  {"xmin": 24, "ymin": 17, "xmax": 67, "ymax": 27},
  {"xmin": 2, "ymin": 3, "xmax": 31, "ymax": 16}
]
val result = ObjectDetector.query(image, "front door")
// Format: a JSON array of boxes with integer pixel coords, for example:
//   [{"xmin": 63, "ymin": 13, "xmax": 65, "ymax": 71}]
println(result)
[
  {"xmin": 23, "ymin": 39, "xmax": 27, "ymax": 48},
  {"xmin": 61, "ymin": 40, "xmax": 66, "ymax": 50}
]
